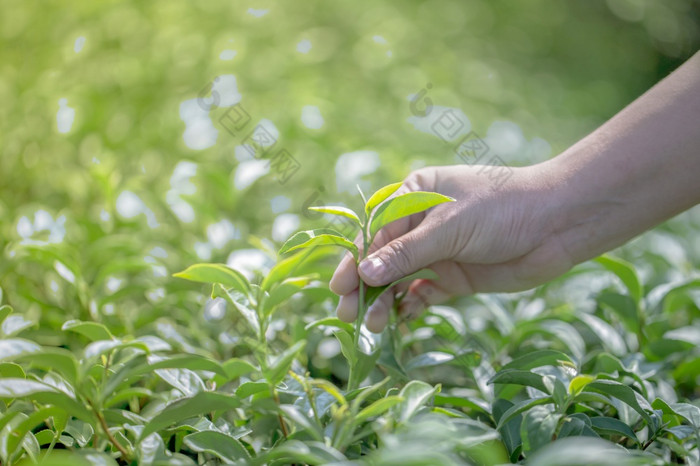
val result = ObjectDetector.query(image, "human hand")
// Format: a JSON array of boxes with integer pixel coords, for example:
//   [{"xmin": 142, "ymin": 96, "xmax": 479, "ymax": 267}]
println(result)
[{"xmin": 329, "ymin": 164, "xmax": 574, "ymax": 333}]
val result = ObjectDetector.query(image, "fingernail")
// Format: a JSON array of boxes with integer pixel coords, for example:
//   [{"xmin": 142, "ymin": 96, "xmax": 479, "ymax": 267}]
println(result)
[{"xmin": 359, "ymin": 255, "xmax": 385, "ymax": 281}]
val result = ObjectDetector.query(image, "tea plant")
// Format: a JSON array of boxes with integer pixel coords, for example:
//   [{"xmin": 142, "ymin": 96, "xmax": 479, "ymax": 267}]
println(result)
[
  {"xmin": 0, "ymin": 183, "xmax": 699, "ymax": 465},
  {"xmin": 280, "ymin": 182, "xmax": 454, "ymax": 389}
]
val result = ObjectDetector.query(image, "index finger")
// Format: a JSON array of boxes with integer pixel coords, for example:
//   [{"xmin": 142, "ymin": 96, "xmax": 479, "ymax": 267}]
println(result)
[{"xmin": 329, "ymin": 217, "xmax": 413, "ymax": 296}]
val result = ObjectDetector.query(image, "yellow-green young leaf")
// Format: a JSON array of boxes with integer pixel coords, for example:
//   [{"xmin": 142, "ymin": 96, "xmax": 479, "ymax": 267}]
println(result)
[
  {"xmin": 173, "ymin": 263, "xmax": 250, "ymax": 295},
  {"xmin": 365, "ymin": 182, "xmax": 403, "ymax": 216},
  {"xmin": 279, "ymin": 229, "xmax": 358, "ymax": 258},
  {"xmin": 355, "ymin": 396, "xmax": 404, "ymax": 423},
  {"xmin": 370, "ymin": 191, "xmax": 455, "ymax": 237},
  {"xmin": 569, "ymin": 375, "xmax": 596, "ymax": 395},
  {"xmin": 308, "ymin": 206, "xmax": 361, "ymax": 224},
  {"xmin": 0, "ymin": 305, "xmax": 12, "ymax": 325},
  {"xmin": 62, "ymin": 320, "xmax": 113, "ymax": 341},
  {"xmin": 262, "ymin": 247, "xmax": 329, "ymax": 291}
]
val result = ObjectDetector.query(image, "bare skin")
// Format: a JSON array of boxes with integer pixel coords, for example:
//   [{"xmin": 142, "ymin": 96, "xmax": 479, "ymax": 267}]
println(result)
[{"xmin": 330, "ymin": 51, "xmax": 700, "ymax": 333}]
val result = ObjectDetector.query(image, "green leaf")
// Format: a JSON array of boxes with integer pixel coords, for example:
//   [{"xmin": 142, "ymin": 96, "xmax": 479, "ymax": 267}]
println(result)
[
  {"xmin": 262, "ymin": 247, "xmax": 328, "ymax": 291},
  {"xmin": 235, "ymin": 381, "xmax": 269, "ymax": 398},
  {"xmin": 597, "ymin": 292, "xmax": 640, "ymax": 334},
  {"xmin": 212, "ymin": 285, "xmax": 260, "ymax": 337},
  {"xmin": 493, "ymin": 399, "xmax": 523, "ymax": 461},
  {"xmin": 279, "ymin": 229, "xmax": 358, "ymax": 258},
  {"xmin": 62, "ymin": 320, "xmax": 114, "ymax": 341},
  {"xmin": 183, "ymin": 431, "xmax": 251, "ymax": 463},
  {"xmin": 489, "ymin": 369, "xmax": 551, "ymax": 394},
  {"xmin": 520, "ymin": 405, "xmax": 560, "ymax": 454},
  {"xmin": 0, "ymin": 305, "xmax": 11, "ymax": 325},
  {"xmin": 213, "ymin": 358, "xmax": 259, "ymax": 386},
  {"xmin": 365, "ymin": 182, "xmax": 403, "ymax": 217},
  {"xmin": 392, "ymin": 380, "xmax": 438, "ymax": 423},
  {"xmin": 83, "ymin": 339, "xmax": 149, "ymax": 362},
  {"xmin": 405, "ymin": 351, "xmax": 454, "ymax": 371},
  {"xmin": 0, "ymin": 379, "xmax": 92, "ymax": 423},
  {"xmin": 265, "ymin": 340, "xmax": 306, "ymax": 386},
  {"xmin": 590, "ymin": 416, "xmax": 639, "ymax": 443},
  {"xmin": 1, "ymin": 314, "xmax": 34, "ymax": 337},
  {"xmin": 6, "ymin": 406, "xmax": 65, "ymax": 457},
  {"xmin": 260, "ymin": 440, "xmax": 347, "ymax": 464},
  {"xmin": 672, "ymin": 402, "xmax": 700, "ymax": 428},
  {"xmin": 279, "ymin": 405, "xmax": 323, "ymax": 441},
  {"xmin": 333, "ymin": 330, "xmax": 356, "ymax": 365},
  {"xmin": 595, "ymin": 255, "xmax": 642, "ymax": 303},
  {"xmin": 139, "ymin": 392, "xmax": 241, "ymax": 440},
  {"xmin": 173, "ymin": 263, "xmax": 250, "ymax": 295},
  {"xmin": 496, "ymin": 397, "xmax": 553, "ymax": 430},
  {"xmin": 0, "ymin": 363, "xmax": 25, "ymax": 379},
  {"xmin": 369, "ymin": 191, "xmax": 455, "ymax": 237},
  {"xmin": 263, "ymin": 275, "xmax": 316, "ymax": 315},
  {"xmin": 501, "ymin": 349, "xmax": 575, "ymax": 372},
  {"xmin": 304, "ymin": 317, "xmax": 354, "ymax": 334},
  {"xmin": 585, "ymin": 380, "xmax": 653, "ymax": 425},
  {"xmin": 353, "ymin": 349, "xmax": 380, "ymax": 387},
  {"xmin": 0, "ymin": 339, "xmax": 42, "ymax": 361},
  {"xmin": 144, "ymin": 354, "xmax": 227, "ymax": 377},
  {"xmin": 13, "ymin": 348, "xmax": 79, "ymax": 385},
  {"xmin": 355, "ymin": 395, "xmax": 404, "ymax": 424},
  {"xmin": 365, "ymin": 269, "xmax": 439, "ymax": 307},
  {"xmin": 308, "ymin": 205, "xmax": 361, "ymax": 224}
]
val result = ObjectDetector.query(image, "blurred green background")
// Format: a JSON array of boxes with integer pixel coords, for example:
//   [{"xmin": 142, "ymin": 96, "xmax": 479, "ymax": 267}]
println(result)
[{"xmin": 1, "ymin": 0, "xmax": 699, "ymax": 332}]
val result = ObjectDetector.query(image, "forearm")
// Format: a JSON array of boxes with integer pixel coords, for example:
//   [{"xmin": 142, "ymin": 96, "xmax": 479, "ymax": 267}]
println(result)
[{"xmin": 542, "ymin": 52, "xmax": 700, "ymax": 265}]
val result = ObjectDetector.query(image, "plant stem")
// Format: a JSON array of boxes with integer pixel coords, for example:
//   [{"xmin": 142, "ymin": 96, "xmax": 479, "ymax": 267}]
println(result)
[
  {"xmin": 349, "ymin": 230, "xmax": 370, "ymax": 391},
  {"xmin": 89, "ymin": 400, "xmax": 130, "ymax": 460}
]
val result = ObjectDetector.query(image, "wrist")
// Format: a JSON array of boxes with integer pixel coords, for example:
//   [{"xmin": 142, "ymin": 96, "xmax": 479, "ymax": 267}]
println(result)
[{"xmin": 533, "ymin": 142, "xmax": 627, "ymax": 266}]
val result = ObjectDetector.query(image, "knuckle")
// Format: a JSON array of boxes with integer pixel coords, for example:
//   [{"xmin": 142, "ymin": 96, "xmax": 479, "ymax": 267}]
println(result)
[{"xmin": 385, "ymin": 238, "xmax": 414, "ymax": 276}]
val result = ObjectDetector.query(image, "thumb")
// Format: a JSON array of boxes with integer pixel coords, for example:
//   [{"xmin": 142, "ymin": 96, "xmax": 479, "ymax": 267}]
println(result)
[{"xmin": 358, "ymin": 223, "xmax": 446, "ymax": 286}]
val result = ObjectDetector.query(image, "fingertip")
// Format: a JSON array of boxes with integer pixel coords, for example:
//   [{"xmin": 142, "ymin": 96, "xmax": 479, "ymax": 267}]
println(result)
[
  {"xmin": 329, "ymin": 254, "xmax": 359, "ymax": 295},
  {"xmin": 365, "ymin": 307, "xmax": 389, "ymax": 333},
  {"xmin": 336, "ymin": 292, "xmax": 359, "ymax": 322},
  {"xmin": 365, "ymin": 292, "xmax": 393, "ymax": 333}
]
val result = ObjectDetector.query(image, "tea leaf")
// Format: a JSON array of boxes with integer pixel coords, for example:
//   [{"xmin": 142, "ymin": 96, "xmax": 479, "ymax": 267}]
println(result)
[
  {"xmin": 590, "ymin": 416, "xmax": 639, "ymax": 443},
  {"xmin": 392, "ymin": 380, "xmax": 438, "ymax": 423},
  {"xmin": 355, "ymin": 395, "xmax": 404, "ymax": 423},
  {"xmin": 585, "ymin": 380, "xmax": 653, "ymax": 425},
  {"xmin": 174, "ymin": 263, "xmax": 250, "ymax": 295},
  {"xmin": 139, "ymin": 392, "xmax": 242, "ymax": 440},
  {"xmin": 369, "ymin": 191, "xmax": 455, "ymax": 237},
  {"xmin": 501, "ymin": 349, "xmax": 575, "ymax": 372},
  {"xmin": 520, "ymin": 406, "xmax": 560, "ymax": 454},
  {"xmin": 305, "ymin": 317, "xmax": 354, "ymax": 334},
  {"xmin": 213, "ymin": 358, "xmax": 259, "ymax": 386},
  {"xmin": 279, "ymin": 229, "xmax": 358, "ymax": 258},
  {"xmin": 265, "ymin": 340, "xmax": 306, "ymax": 386},
  {"xmin": 365, "ymin": 182, "xmax": 403, "ymax": 216},
  {"xmin": 183, "ymin": 431, "xmax": 251, "ymax": 463},
  {"xmin": 62, "ymin": 320, "xmax": 114, "ymax": 341},
  {"xmin": 308, "ymin": 205, "xmax": 361, "ymax": 224},
  {"xmin": 595, "ymin": 255, "xmax": 642, "ymax": 303},
  {"xmin": 365, "ymin": 269, "xmax": 439, "ymax": 307}
]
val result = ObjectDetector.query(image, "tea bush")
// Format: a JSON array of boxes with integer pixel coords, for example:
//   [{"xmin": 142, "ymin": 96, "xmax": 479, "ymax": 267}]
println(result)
[
  {"xmin": 1, "ymin": 182, "xmax": 699, "ymax": 465},
  {"xmin": 2, "ymin": 0, "xmax": 699, "ymax": 464}
]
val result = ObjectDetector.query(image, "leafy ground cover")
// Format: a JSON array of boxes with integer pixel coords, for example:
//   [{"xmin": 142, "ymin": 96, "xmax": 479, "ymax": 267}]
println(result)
[
  {"xmin": 0, "ymin": 183, "xmax": 699, "ymax": 465},
  {"xmin": 2, "ymin": 0, "xmax": 699, "ymax": 464}
]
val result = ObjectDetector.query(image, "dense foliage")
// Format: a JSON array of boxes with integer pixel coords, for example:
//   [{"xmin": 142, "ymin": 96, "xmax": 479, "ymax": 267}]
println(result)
[{"xmin": 1, "ymin": 0, "xmax": 699, "ymax": 464}]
